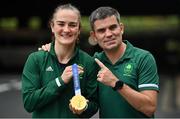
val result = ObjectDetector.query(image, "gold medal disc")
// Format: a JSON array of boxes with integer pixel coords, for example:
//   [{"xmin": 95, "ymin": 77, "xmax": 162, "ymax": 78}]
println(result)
[{"xmin": 70, "ymin": 95, "xmax": 87, "ymax": 110}]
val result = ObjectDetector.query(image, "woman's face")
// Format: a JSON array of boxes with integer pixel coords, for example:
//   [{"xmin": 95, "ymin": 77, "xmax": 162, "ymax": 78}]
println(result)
[{"xmin": 51, "ymin": 9, "xmax": 80, "ymax": 46}]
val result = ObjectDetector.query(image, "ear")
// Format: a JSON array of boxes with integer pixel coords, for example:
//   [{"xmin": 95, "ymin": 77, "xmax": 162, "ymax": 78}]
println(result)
[
  {"xmin": 50, "ymin": 21, "xmax": 54, "ymax": 33},
  {"xmin": 90, "ymin": 31, "xmax": 97, "ymax": 42},
  {"xmin": 88, "ymin": 31, "xmax": 97, "ymax": 45},
  {"xmin": 119, "ymin": 22, "xmax": 124, "ymax": 35}
]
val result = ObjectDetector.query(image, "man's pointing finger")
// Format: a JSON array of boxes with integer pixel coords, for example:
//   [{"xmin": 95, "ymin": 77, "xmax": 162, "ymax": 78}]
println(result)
[{"xmin": 95, "ymin": 58, "xmax": 107, "ymax": 69}]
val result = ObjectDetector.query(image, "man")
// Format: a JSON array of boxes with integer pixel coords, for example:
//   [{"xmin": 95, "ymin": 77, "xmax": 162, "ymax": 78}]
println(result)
[
  {"xmin": 40, "ymin": 6, "xmax": 159, "ymax": 118},
  {"xmin": 90, "ymin": 7, "xmax": 159, "ymax": 118}
]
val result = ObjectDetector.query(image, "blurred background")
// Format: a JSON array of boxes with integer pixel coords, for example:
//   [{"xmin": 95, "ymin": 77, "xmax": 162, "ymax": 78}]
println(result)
[{"xmin": 0, "ymin": 0, "xmax": 179, "ymax": 118}]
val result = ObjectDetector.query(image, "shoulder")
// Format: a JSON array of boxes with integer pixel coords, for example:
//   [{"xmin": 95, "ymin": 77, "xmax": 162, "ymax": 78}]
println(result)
[
  {"xmin": 125, "ymin": 40, "xmax": 155, "ymax": 60},
  {"xmin": 26, "ymin": 50, "xmax": 48, "ymax": 63},
  {"xmin": 133, "ymin": 47, "xmax": 155, "ymax": 61},
  {"xmin": 28, "ymin": 50, "xmax": 46, "ymax": 58},
  {"xmin": 132, "ymin": 47, "xmax": 158, "ymax": 70}
]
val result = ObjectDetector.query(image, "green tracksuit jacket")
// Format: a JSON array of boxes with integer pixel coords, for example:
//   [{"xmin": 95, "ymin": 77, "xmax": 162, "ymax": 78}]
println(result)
[{"xmin": 21, "ymin": 41, "xmax": 98, "ymax": 118}]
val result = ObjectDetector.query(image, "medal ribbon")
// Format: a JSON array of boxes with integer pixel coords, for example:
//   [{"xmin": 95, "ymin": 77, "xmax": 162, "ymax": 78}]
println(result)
[{"xmin": 72, "ymin": 63, "xmax": 81, "ymax": 95}]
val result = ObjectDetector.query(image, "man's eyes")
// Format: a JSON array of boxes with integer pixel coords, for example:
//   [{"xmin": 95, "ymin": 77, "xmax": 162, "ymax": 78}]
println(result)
[
  {"xmin": 109, "ymin": 25, "xmax": 118, "ymax": 30},
  {"xmin": 97, "ymin": 29, "xmax": 106, "ymax": 33},
  {"xmin": 97, "ymin": 25, "xmax": 118, "ymax": 33}
]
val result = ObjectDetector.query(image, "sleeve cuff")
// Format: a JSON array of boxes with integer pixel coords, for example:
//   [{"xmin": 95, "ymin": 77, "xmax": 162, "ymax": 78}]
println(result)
[{"xmin": 55, "ymin": 77, "xmax": 65, "ymax": 87}]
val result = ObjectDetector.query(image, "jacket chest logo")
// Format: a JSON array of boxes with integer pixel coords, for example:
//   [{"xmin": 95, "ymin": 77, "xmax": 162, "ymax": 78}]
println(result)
[
  {"xmin": 46, "ymin": 66, "xmax": 54, "ymax": 72},
  {"xmin": 123, "ymin": 63, "xmax": 133, "ymax": 76}
]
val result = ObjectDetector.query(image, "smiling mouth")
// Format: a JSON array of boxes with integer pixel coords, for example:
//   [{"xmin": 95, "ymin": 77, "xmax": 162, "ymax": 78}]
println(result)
[
  {"xmin": 61, "ymin": 33, "xmax": 71, "ymax": 36},
  {"xmin": 61, "ymin": 34, "xmax": 73, "ymax": 38}
]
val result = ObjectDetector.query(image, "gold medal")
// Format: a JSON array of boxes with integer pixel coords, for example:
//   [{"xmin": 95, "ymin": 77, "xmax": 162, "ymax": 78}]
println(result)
[
  {"xmin": 70, "ymin": 95, "xmax": 87, "ymax": 110},
  {"xmin": 71, "ymin": 64, "xmax": 87, "ymax": 111}
]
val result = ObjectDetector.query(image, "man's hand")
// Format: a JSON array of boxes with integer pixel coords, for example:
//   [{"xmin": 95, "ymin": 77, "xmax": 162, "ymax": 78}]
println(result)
[
  {"xmin": 38, "ymin": 43, "xmax": 51, "ymax": 52},
  {"xmin": 95, "ymin": 58, "xmax": 118, "ymax": 87}
]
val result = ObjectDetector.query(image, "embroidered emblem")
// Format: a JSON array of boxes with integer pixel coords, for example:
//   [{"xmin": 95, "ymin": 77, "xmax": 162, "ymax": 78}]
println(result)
[{"xmin": 123, "ymin": 63, "xmax": 133, "ymax": 76}]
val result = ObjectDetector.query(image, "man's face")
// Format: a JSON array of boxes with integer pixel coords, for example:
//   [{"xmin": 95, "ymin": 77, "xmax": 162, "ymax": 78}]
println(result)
[{"xmin": 92, "ymin": 15, "xmax": 124, "ymax": 51}]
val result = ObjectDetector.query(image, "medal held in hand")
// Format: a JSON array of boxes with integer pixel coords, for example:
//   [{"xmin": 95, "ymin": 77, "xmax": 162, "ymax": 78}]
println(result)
[{"xmin": 70, "ymin": 64, "xmax": 87, "ymax": 110}]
